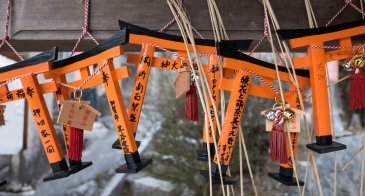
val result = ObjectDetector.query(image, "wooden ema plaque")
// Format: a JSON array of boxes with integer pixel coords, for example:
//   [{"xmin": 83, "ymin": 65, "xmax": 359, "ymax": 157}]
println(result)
[
  {"xmin": 0, "ymin": 105, "xmax": 5, "ymax": 125},
  {"xmin": 261, "ymin": 106, "xmax": 305, "ymax": 133},
  {"xmin": 58, "ymin": 100, "xmax": 101, "ymax": 131},
  {"xmin": 174, "ymin": 66, "xmax": 191, "ymax": 99}
]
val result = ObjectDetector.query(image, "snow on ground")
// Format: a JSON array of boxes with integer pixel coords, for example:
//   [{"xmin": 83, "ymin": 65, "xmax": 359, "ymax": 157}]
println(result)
[
  {"xmin": 131, "ymin": 176, "xmax": 175, "ymax": 196},
  {"xmin": 0, "ymin": 56, "xmax": 24, "ymax": 155}
]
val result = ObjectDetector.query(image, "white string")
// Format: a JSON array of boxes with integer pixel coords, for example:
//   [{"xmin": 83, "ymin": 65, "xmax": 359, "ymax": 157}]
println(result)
[
  {"xmin": 360, "ymin": 2, "xmax": 365, "ymax": 195},
  {"xmin": 56, "ymin": 60, "xmax": 110, "ymax": 90},
  {"xmin": 263, "ymin": 2, "xmax": 301, "ymax": 194},
  {"xmin": 206, "ymin": 1, "xmax": 260, "ymax": 195},
  {"xmin": 361, "ymin": 0, "xmax": 365, "ymax": 19},
  {"xmin": 264, "ymin": 1, "xmax": 324, "ymax": 195},
  {"xmin": 239, "ymin": 131, "xmax": 244, "ymax": 196},
  {"xmin": 342, "ymin": 144, "xmax": 364, "ymax": 171},
  {"xmin": 326, "ymin": 63, "xmax": 337, "ymax": 196},
  {"xmin": 166, "ymin": 1, "xmax": 227, "ymax": 194},
  {"xmin": 239, "ymin": 126, "xmax": 258, "ymax": 195},
  {"xmin": 361, "ymin": 132, "xmax": 365, "ymax": 196}
]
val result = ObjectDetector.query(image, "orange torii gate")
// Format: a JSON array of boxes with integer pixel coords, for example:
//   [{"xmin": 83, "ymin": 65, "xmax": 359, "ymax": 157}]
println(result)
[
  {"xmin": 200, "ymin": 43, "xmax": 310, "ymax": 185},
  {"xmin": 0, "ymin": 48, "xmax": 71, "ymax": 181},
  {"xmin": 0, "ymin": 31, "xmax": 130, "ymax": 173},
  {"xmin": 277, "ymin": 20, "xmax": 365, "ymax": 153},
  {"xmin": 44, "ymin": 30, "xmax": 130, "ymax": 174},
  {"xmin": 112, "ymin": 20, "xmax": 252, "ymax": 153},
  {"xmin": 43, "ymin": 28, "xmax": 152, "ymax": 173}
]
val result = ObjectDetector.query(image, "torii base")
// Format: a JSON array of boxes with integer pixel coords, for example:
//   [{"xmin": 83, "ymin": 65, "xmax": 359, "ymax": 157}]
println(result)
[
  {"xmin": 307, "ymin": 136, "xmax": 346, "ymax": 154},
  {"xmin": 69, "ymin": 161, "xmax": 93, "ymax": 174},
  {"xmin": 115, "ymin": 152, "xmax": 152, "ymax": 173},
  {"xmin": 43, "ymin": 171, "xmax": 70, "ymax": 182},
  {"xmin": 43, "ymin": 159, "xmax": 71, "ymax": 182},
  {"xmin": 115, "ymin": 159, "xmax": 152, "ymax": 173},
  {"xmin": 112, "ymin": 139, "xmax": 141, "ymax": 150},
  {"xmin": 199, "ymin": 170, "xmax": 237, "ymax": 185},
  {"xmin": 268, "ymin": 173, "xmax": 304, "ymax": 186},
  {"xmin": 0, "ymin": 181, "xmax": 6, "ymax": 187},
  {"xmin": 196, "ymin": 143, "xmax": 215, "ymax": 162}
]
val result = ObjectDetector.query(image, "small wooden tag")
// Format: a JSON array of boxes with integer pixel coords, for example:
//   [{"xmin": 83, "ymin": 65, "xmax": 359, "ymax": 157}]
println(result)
[
  {"xmin": 286, "ymin": 108, "xmax": 305, "ymax": 133},
  {"xmin": 174, "ymin": 67, "xmax": 191, "ymax": 99},
  {"xmin": 261, "ymin": 107, "xmax": 304, "ymax": 133},
  {"xmin": 0, "ymin": 105, "xmax": 5, "ymax": 126},
  {"xmin": 57, "ymin": 100, "xmax": 101, "ymax": 131}
]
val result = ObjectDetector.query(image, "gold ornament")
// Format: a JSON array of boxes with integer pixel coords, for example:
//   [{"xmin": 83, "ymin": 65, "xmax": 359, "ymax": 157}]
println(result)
[
  {"xmin": 282, "ymin": 108, "xmax": 296, "ymax": 120},
  {"xmin": 351, "ymin": 53, "xmax": 365, "ymax": 69}
]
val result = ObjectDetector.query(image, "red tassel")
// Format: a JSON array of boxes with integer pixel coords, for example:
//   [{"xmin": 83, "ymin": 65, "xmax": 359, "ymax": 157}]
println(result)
[
  {"xmin": 269, "ymin": 124, "xmax": 288, "ymax": 163},
  {"xmin": 350, "ymin": 69, "xmax": 365, "ymax": 110},
  {"xmin": 184, "ymin": 84, "xmax": 198, "ymax": 121},
  {"xmin": 68, "ymin": 127, "xmax": 84, "ymax": 161}
]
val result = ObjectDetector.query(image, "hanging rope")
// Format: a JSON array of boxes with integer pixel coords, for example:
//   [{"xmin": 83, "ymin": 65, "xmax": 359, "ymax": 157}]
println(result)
[
  {"xmin": 262, "ymin": 0, "xmax": 328, "ymax": 195},
  {"xmin": 307, "ymin": 0, "xmax": 365, "ymax": 50},
  {"xmin": 0, "ymin": 0, "xmax": 23, "ymax": 61},
  {"xmin": 245, "ymin": 3, "xmax": 304, "ymax": 193},
  {"xmin": 159, "ymin": 18, "xmax": 177, "ymax": 32},
  {"xmin": 266, "ymin": 4, "xmax": 323, "ymax": 196},
  {"xmin": 304, "ymin": 0, "xmax": 318, "ymax": 28},
  {"xmin": 70, "ymin": 0, "xmax": 99, "ymax": 56},
  {"xmin": 239, "ymin": 126, "xmax": 258, "ymax": 195},
  {"xmin": 54, "ymin": 0, "xmax": 112, "ymax": 92},
  {"xmin": 325, "ymin": 61, "xmax": 339, "ymax": 196},
  {"xmin": 167, "ymin": 1, "xmax": 227, "ymax": 195},
  {"xmin": 304, "ymin": 1, "xmax": 365, "ymax": 195},
  {"xmin": 262, "ymin": 4, "xmax": 303, "ymax": 195}
]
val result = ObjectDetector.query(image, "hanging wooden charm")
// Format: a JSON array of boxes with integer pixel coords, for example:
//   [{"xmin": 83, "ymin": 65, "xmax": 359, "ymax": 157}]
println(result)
[
  {"xmin": 174, "ymin": 66, "xmax": 191, "ymax": 99},
  {"xmin": 57, "ymin": 92, "xmax": 101, "ymax": 165},
  {"xmin": 262, "ymin": 105, "xmax": 304, "ymax": 133},
  {"xmin": 0, "ymin": 105, "xmax": 5, "ymax": 126},
  {"xmin": 57, "ymin": 99, "xmax": 101, "ymax": 131},
  {"xmin": 261, "ymin": 102, "xmax": 301, "ymax": 163}
]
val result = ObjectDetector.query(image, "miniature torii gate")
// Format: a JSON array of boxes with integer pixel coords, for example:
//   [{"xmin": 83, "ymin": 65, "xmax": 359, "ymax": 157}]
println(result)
[
  {"xmin": 43, "ymin": 28, "xmax": 152, "ymax": 173},
  {"xmin": 200, "ymin": 43, "xmax": 311, "ymax": 185},
  {"xmin": 114, "ymin": 22, "xmax": 310, "ymax": 185},
  {"xmin": 112, "ymin": 20, "xmax": 252, "ymax": 151},
  {"xmin": 277, "ymin": 19, "xmax": 365, "ymax": 153},
  {"xmin": 2, "ymin": 31, "xmax": 131, "ymax": 174},
  {"xmin": 45, "ymin": 30, "xmax": 131, "ymax": 174},
  {"xmin": 0, "ymin": 48, "xmax": 71, "ymax": 181}
]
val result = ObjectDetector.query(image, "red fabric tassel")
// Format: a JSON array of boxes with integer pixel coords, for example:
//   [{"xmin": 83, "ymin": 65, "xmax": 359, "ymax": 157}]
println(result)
[
  {"xmin": 68, "ymin": 127, "xmax": 84, "ymax": 161},
  {"xmin": 269, "ymin": 124, "xmax": 288, "ymax": 163},
  {"xmin": 350, "ymin": 69, "xmax": 365, "ymax": 110},
  {"xmin": 184, "ymin": 84, "xmax": 198, "ymax": 121}
]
